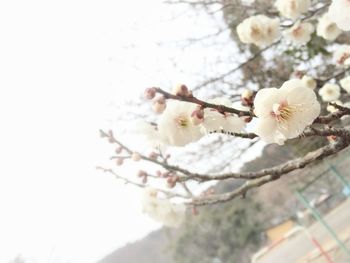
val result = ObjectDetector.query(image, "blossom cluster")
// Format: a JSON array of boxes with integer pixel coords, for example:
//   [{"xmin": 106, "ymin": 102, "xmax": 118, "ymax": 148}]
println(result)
[
  {"xmin": 236, "ymin": 0, "xmax": 350, "ymax": 47},
  {"xmin": 105, "ymin": 0, "xmax": 350, "ymax": 228}
]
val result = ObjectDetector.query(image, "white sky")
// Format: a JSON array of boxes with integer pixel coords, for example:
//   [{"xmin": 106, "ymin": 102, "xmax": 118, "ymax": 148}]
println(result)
[
  {"xmin": 0, "ymin": 1, "xmax": 170, "ymax": 262},
  {"xmin": 0, "ymin": 1, "xmax": 233, "ymax": 262}
]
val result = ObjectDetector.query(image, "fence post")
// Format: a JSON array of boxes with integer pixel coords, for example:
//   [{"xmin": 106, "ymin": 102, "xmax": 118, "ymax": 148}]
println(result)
[{"xmin": 295, "ymin": 190, "xmax": 350, "ymax": 258}]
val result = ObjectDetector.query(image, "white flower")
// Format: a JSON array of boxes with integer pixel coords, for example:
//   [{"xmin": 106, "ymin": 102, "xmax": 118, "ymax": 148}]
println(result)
[
  {"xmin": 132, "ymin": 120, "xmax": 163, "ymax": 148},
  {"xmin": 202, "ymin": 98, "xmax": 246, "ymax": 134},
  {"xmin": 285, "ymin": 22, "xmax": 314, "ymax": 45},
  {"xmin": 254, "ymin": 80, "xmax": 320, "ymax": 145},
  {"xmin": 328, "ymin": 0, "xmax": 350, "ymax": 31},
  {"xmin": 340, "ymin": 76, "xmax": 350, "ymax": 93},
  {"xmin": 344, "ymin": 102, "xmax": 350, "ymax": 108},
  {"xmin": 302, "ymin": 75, "xmax": 317, "ymax": 89},
  {"xmin": 275, "ymin": 0, "xmax": 311, "ymax": 20},
  {"xmin": 318, "ymin": 83, "xmax": 341, "ymax": 102},
  {"xmin": 142, "ymin": 188, "xmax": 186, "ymax": 228},
  {"xmin": 316, "ymin": 13, "xmax": 342, "ymax": 41},
  {"xmin": 237, "ymin": 15, "xmax": 280, "ymax": 47},
  {"xmin": 327, "ymin": 100, "xmax": 343, "ymax": 113},
  {"xmin": 334, "ymin": 45, "xmax": 350, "ymax": 66},
  {"xmin": 158, "ymin": 101, "xmax": 203, "ymax": 146}
]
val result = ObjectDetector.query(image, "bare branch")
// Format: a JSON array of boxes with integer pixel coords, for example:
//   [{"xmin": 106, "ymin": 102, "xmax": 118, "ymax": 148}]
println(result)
[
  {"xmin": 189, "ymin": 137, "xmax": 350, "ymax": 206},
  {"xmin": 154, "ymin": 87, "xmax": 253, "ymax": 117}
]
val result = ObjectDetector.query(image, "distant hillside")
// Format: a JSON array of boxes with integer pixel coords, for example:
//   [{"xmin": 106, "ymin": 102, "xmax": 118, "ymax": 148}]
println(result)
[
  {"xmin": 99, "ymin": 229, "xmax": 173, "ymax": 263},
  {"xmin": 98, "ymin": 140, "xmax": 349, "ymax": 263}
]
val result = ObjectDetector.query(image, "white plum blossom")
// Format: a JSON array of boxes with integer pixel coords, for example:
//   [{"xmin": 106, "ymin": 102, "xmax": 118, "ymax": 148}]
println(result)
[
  {"xmin": 142, "ymin": 188, "xmax": 186, "ymax": 228},
  {"xmin": 334, "ymin": 45, "xmax": 350, "ymax": 66},
  {"xmin": 302, "ymin": 75, "xmax": 317, "ymax": 89},
  {"xmin": 285, "ymin": 22, "xmax": 314, "ymax": 45},
  {"xmin": 318, "ymin": 83, "xmax": 341, "ymax": 102},
  {"xmin": 316, "ymin": 13, "xmax": 342, "ymax": 41},
  {"xmin": 327, "ymin": 100, "xmax": 343, "ymax": 113},
  {"xmin": 340, "ymin": 76, "xmax": 350, "ymax": 93},
  {"xmin": 158, "ymin": 101, "xmax": 203, "ymax": 146},
  {"xmin": 254, "ymin": 80, "xmax": 320, "ymax": 145},
  {"xmin": 328, "ymin": 0, "xmax": 350, "ymax": 31},
  {"xmin": 133, "ymin": 120, "xmax": 163, "ymax": 148},
  {"xmin": 275, "ymin": 0, "xmax": 311, "ymax": 20},
  {"xmin": 202, "ymin": 98, "xmax": 246, "ymax": 134},
  {"xmin": 237, "ymin": 15, "xmax": 280, "ymax": 47}
]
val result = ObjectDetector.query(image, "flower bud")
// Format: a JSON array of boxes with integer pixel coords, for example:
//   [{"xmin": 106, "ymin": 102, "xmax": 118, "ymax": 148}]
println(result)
[
  {"xmin": 241, "ymin": 89, "xmax": 254, "ymax": 106},
  {"xmin": 115, "ymin": 147, "xmax": 123, "ymax": 154},
  {"xmin": 161, "ymin": 171, "xmax": 170, "ymax": 178},
  {"xmin": 291, "ymin": 70, "xmax": 304, "ymax": 79},
  {"xmin": 166, "ymin": 176, "xmax": 178, "ymax": 188},
  {"xmin": 191, "ymin": 108, "xmax": 204, "ymax": 125},
  {"xmin": 192, "ymin": 206, "xmax": 199, "ymax": 216},
  {"xmin": 137, "ymin": 170, "xmax": 147, "ymax": 177},
  {"xmin": 173, "ymin": 84, "xmax": 191, "ymax": 97},
  {"xmin": 142, "ymin": 176, "xmax": 148, "ymax": 184},
  {"xmin": 132, "ymin": 152, "xmax": 141, "ymax": 161},
  {"xmin": 148, "ymin": 152, "xmax": 158, "ymax": 160},
  {"xmin": 243, "ymin": 116, "xmax": 253, "ymax": 123},
  {"xmin": 153, "ymin": 96, "xmax": 166, "ymax": 114},
  {"xmin": 327, "ymin": 101, "xmax": 343, "ymax": 113},
  {"xmin": 116, "ymin": 158, "xmax": 123, "ymax": 166},
  {"xmin": 302, "ymin": 75, "xmax": 317, "ymax": 90},
  {"xmin": 327, "ymin": 135, "xmax": 337, "ymax": 142},
  {"xmin": 144, "ymin": 87, "xmax": 156, "ymax": 100},
  {"xmin": 156, "ymin": 170, "xmax": 162, "ymax": 177}
]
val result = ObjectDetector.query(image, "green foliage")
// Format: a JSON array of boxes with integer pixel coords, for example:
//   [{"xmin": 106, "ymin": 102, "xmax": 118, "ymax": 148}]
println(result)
[
  {"xmin": 172, "ymin": 197, "xmax": 264, "ymax": 263},
  {"xmin": 284, "ymin": 32, "xmax": 331, "ymax": 62}
]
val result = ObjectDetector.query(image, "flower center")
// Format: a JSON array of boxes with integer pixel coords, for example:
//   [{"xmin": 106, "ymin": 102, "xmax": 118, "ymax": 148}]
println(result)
[
  {"xmin": 175, "ymin": 115, "xmax": 189, "ymax": 128},
  {"xmin": 292, "ymin": 25, "xmax": 303, "ymax": 37},
  {"xmin": 326, "ymin": 89, "xmax": 334, "ymax": 95},
  {"xmin": 326, "ymin": 23, "xmax": 337, "ymax": 33},
  {"xmin": 271, "ymin": 102, "xmax": 296, "ymax": 122},
  {"xmin": 251, "ymin": 25, "xmax": 261, "ymax": 37}
]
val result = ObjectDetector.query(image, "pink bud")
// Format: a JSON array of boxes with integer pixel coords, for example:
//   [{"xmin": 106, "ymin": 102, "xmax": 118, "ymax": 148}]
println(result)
[
  {"xmin": 116, "ymin": 158, "xmax": 123, "ymax": 166},
  {"xmin": 291, "ymin": 70, "xmax": 304, "ymax": 79},
  {"xmin": 191, "ymin": 109, "xmax": 204, "ymax": 125},
  {"xmin": 144, "ymin": 87, "xmax": 156, "ymax": 100},
  {"xmin": 241, "ymin": 89, "xmax": 254, "ymax": 106},
  {"xmin": 156, "ymin": 170, "xmax": 162, "ymax": 177},
  {"xmin": 243, "ymin": 116, "xmax": 253, "ymax": 123},
  {"xmin": 115, "ymin": 147, "xmax": 123, "ymax": 154},
  {"xmin": 153, "ymin": 96, "xmax": 166, "ymax": 114},
  {"xmin": 132, "ymin": 152, "xmax": 141, "ymax": 161},
  {"xmin": 161, "ymin": 172, "xmax": 170, "ymax": 178},
  {"xmin": 142, "ymin": 176, "xmax": 148, "ymax": 184},
  {"xmin": 173, "ymin": 84, "xmax": 191, "ymax": 97},
  {"xmin": 327, "ymin": 135, "xmax": 337, "ymax": 142},
  {"xmin": 148, "ymin": 152, "xmax": 158, "ymax": 160},
  {"xmin": 241, "ymin": 89, "xmax": 253, "ymax": 100},
  {"xmin": 137, "ymin": 170, "xmax": 147, "ymax": 177},
  {"xmin": 166, "ymin": 176, "xmax": 176, "ymax": 189}
]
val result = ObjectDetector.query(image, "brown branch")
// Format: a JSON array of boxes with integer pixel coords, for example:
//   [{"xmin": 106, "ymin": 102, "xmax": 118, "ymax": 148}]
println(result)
[
  {"xmin": 209, "ymin": 130, "xmax": 258, "ymax": 139},
  {"xmin": 189, "ymin": 137, "xmax": 350, "ymax": 206},
  {"xmin": 317, "ymin": 67, "xmax": 350, "ymax": 88},
  {"xmin": 100, "ymin": 125, "xmax": 350, "ymax": 184},
  {"xmin": 96, "ymin": 166, "xmax": 190, "ymax": 199},
  {"xmin": 314, "ymin": 104, "xmax": 350, "ymax": 124},
  {"xmin": 154, "ymin": 87, "xmax": 253, "ymax": 117}
]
